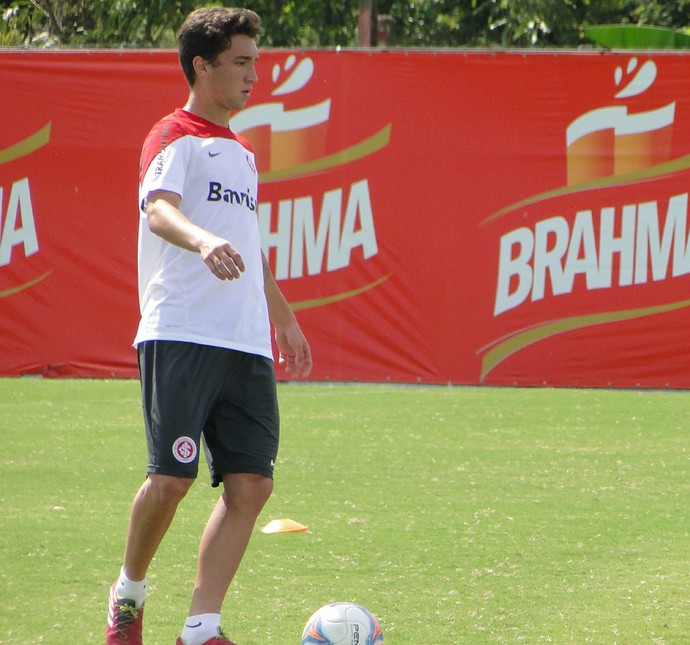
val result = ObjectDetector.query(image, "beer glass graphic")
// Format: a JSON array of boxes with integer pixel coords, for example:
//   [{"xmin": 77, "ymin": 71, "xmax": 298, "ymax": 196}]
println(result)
[
  {"xmin": 230, "ymin": 56, "xmax": 331, "ymax": 173},
  {"xmin": 566, "ymin": 59, "xmax": 675, "ymax": 186}
]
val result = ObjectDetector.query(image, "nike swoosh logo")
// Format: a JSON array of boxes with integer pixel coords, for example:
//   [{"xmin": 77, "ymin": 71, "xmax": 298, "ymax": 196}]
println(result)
[
  {"xmin": 185, "ymin": 622, "xmax": 203, "ymax": 629},
  {"xmin": 208, "ymin": 151, "xmax": 221, "ymax": 158}
]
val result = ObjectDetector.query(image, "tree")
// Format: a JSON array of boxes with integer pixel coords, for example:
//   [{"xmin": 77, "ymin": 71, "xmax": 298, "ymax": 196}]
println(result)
[
  {"xmin": 0, "ymin": 0, "xmax": 196, "ymax": 47},
  {"xmin": 3, "ymin": 0, "xmax": 690, "ymax": 49},
  {"xmin": 377, "ymin": 0, "xmax": 690, "ymax": 47}
]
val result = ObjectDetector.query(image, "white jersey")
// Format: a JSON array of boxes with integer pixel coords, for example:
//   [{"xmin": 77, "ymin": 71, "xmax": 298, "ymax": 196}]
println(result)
[{"xmin": 134, "ymin": 108, "xmax": 272, "ymax": 359}]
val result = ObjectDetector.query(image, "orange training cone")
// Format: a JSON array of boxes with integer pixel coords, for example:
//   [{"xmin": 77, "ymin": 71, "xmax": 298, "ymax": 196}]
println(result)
[{"xmin": 261, "ymin": 518, "xmax": 310, "ymax": 534}]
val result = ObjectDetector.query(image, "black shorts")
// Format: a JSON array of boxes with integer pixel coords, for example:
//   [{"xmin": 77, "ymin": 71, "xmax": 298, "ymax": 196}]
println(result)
[{"xmin": 137, "ymin": 340, "xmax": 279, "ymax": 486}]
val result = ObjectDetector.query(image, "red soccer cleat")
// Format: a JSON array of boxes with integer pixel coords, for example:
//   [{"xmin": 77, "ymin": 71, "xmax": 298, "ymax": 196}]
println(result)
[
  {"xmin": 106, "ymin": 583, "xmax": 144, "ymax": 645},
  {"xmin": 175, "ymin": 630, "xmax": 237, "ymax": 645}
]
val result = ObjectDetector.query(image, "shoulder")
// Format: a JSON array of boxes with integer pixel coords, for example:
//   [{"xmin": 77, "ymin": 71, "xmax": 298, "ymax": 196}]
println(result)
[
  {"xmin": 139, "ymin": 110, "xmax": 254, "ymax": 180},
  {"xmin": 233, "ymin": 132, "xmax": 254, "ymax": 154},
  {"xmin": 139, "ymin": 111, "xmax": 193, "ymax": 181},
  {"xmin": 142, "ymin": 110, "xmax": 195, "ymax": 156},
  {"xmin": 143, "ymin": 109, "xmax": 254, "ymax": 154}
]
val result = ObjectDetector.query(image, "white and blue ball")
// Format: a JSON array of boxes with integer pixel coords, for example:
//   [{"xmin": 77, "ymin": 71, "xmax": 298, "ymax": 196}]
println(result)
[{"xmin": 302, "ymin": 602, "xmax": 384, "ymax": 645}]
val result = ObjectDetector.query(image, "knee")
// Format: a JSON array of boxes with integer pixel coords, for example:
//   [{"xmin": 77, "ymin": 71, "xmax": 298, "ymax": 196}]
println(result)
[
  {"xmin": 251, "ymin": 475, "xmax": 274, "ymax": 510},
  {"xmin": 224, "ymin": 474, "xmax": 273, "ymax": 517},
  {"xmin": 147, "ymin": 474, "xmax": 194, "ymax": 506}
]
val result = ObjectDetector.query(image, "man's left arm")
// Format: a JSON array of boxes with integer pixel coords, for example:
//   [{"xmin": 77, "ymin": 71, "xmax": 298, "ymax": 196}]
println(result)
[{"xmin": 262, "ymin": 252, "xmax": 313, "ymax": 379}]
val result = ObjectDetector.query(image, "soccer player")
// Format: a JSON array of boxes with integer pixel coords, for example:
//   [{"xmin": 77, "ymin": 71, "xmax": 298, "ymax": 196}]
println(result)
[{"xmin": 105, "ymin": 7, "xmax": 312, "ymax": 645}]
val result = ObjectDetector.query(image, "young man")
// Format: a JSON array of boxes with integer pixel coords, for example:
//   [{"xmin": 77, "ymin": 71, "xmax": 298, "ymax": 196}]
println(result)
[{"xmin": 105, "ymin": 8, "xmax": 312, "ymax": 645}]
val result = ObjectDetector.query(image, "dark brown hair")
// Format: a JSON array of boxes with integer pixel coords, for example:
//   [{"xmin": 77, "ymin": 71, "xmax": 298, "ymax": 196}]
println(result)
[{"xmin": 178, "ymin": 7, "xmax": 263, "ymax": 86}]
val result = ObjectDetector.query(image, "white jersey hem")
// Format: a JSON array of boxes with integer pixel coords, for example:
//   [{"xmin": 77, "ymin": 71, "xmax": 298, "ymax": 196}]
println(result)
[{"xmin": 133, "ymin": 332, "xmax": 274, "ymax": 362}]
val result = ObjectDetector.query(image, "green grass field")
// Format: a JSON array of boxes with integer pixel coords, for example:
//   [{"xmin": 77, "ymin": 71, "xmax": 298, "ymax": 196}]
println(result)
[{"xmin": 1, "ymin": 379, "xmax": 689, "ymax": 644}]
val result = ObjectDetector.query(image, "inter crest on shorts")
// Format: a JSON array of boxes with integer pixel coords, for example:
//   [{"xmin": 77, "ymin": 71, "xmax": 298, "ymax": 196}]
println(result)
[{"xmin": 172, "ymin": 436, "xmax": 197, "ymax": 464}]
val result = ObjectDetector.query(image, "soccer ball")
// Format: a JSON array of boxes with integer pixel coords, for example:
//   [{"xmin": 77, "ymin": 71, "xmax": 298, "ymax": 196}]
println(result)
[{"xmin": 301, "ymin": 602, "xmax": 384, "ymax": 645}]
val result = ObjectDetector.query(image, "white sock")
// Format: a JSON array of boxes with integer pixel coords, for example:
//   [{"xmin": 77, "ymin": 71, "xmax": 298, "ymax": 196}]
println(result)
[
  {"xmin": 116, "ymin": 567, "xmax": 147, "ymax": 608},
  {"xmin": 180, "ymin": 613, "xmax": 222, "ymax": 645}
]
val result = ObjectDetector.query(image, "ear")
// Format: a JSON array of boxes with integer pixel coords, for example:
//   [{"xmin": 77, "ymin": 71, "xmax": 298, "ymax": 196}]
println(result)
[{"xmin": 192, "ymin": 55, "xmax": 210, "ymax": 79}]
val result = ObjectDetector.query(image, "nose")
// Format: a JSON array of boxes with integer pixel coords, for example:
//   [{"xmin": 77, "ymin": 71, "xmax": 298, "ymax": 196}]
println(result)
[{"xmin": 247, "ymin": 64, "xmax": 258, "ymax": 83}]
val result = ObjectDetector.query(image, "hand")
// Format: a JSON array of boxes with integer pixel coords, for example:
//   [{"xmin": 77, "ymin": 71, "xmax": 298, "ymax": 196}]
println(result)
[
  {"xmin": 199, "ymin": 234, "xmax": 245, "ymax": 280},
  {"xmin": 276, "ymin": 323, "xmax": 313, "ymax": 379}
]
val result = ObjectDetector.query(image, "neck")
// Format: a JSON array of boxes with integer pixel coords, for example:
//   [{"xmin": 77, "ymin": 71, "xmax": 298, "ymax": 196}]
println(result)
[{"xmin": 183, "ymin": 93, "xmax": 230, "ymax": 128}]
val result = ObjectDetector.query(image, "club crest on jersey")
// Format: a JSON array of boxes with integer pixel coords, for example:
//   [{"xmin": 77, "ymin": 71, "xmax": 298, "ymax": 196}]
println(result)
[
  {"xmin": 207, "ymin": 181, "xmax": 257, "ymax": 211},
  {"xmin": 172, "ymin": 436, "xmax": 197, "ymax": 464}
]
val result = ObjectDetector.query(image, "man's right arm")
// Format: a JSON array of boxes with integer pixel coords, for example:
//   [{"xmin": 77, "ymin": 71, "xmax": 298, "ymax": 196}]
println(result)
[{"xmin": 144, "ymin": 189, "xmax": 245, "ymax": 281}]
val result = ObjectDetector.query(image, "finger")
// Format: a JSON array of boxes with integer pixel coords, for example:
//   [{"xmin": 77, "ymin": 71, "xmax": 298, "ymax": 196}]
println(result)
[
  {"xmin": 231, "ymin": 251, "xmax": 245, "ymax": 273},
  {"xmin": 205, "ymin": 256, "xmax": 227, "ymax": 280},
  {"xmin": 218, "ymin": 256, "xmax": 240, "ymax": 279},
  {"xmin": 285, "ymin": 348, "xmax": 312, "ymax": 379},
  {"xmin": 206, "ymin": 252, "xmax": 244, "ymax": 280},
  {"xmin": 296, "ymin": 353, "xmax": 313, "ymax": 378},
  {"xmin": 208, "ymin": 256, "xmax": 242, "ymax": 280},
  {"xmin": 279, "ymin": 351, "xmax": 292, "ymax": 368},
  {"xmin": 220, "ymin": 246, "xmax": 245, "ymax": 275},
  {"xmin": 205, "ymin": 256, "xmax": 231, "ymax": 280}
]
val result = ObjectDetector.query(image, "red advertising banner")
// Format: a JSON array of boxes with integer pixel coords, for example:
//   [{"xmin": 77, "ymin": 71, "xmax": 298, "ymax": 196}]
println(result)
[{"xmin": 2, "ymin": 49, "xmax": 690, "ymax": 387}]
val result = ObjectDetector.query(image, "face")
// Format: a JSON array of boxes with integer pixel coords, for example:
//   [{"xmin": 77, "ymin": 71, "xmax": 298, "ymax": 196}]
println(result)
[{"xmin": 198, "ymin": 34, "xmax": 259, "ymax": 113}]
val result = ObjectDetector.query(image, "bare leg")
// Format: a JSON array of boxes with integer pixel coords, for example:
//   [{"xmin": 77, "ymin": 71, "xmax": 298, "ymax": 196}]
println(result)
[
  {"xmin": 123, "ymin": 474, "xmax": 195, "ymax": 580},
  {"xmin": 187, "ymin": 473, "xmax": 273, "ymax": 615}
]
